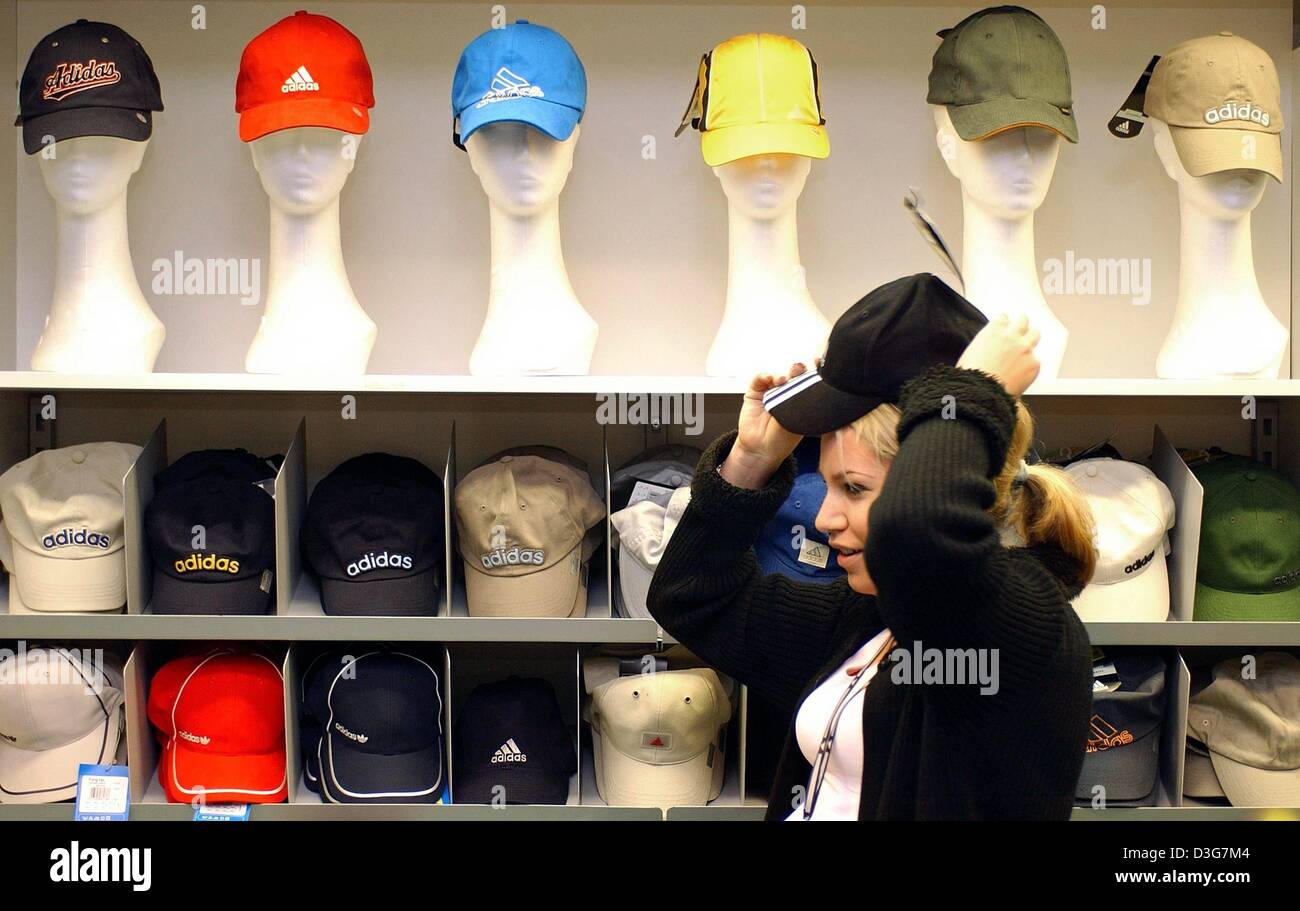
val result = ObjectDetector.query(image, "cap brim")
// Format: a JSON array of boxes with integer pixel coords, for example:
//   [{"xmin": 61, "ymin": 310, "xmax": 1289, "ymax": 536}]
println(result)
[
  {"xmin": 1193, "ymin": 581, "xmax": 1300, "ymax": 622},
  {"xmin": 591, "ymin": 727, "xmax": 717, "ymax": 808},
  {"xmin": 463, "ymin": 548, "xmax": 588, "ymax": 618},
  {"xmin": 761, "ymin": 369, "xmax": 881, "ymax": 437},
  {"xmin": 149, "ymin": 570, "xmax": 272, "ymax": 616},
  {"xmin": 946, "ymin": 96, "xmax": 1079, "ymax": 144},
  {"xmin": 1208, "ymin": 750, "xmax": 1300, "ymax": 807},
  {"xmin": 20, "ymin": 107, "xmax": 153, "ymax": 155},
  {"xmin": 0, "ymin": 706, "xmax": 122, "ymax": 804},
  {"xmin": 1183, "ymin": 742, "xmax": 1226, "ymax": 799},
  {"xmin": 454, "ymin": 761, "xmax": 571, "ymax": 805},
  {"xmin": 615, "ymin": 547, "xmax": 654, "ymax": 620},
  {"xmin": 1072, "ymin": 551, "xmax": 1171, "ymax": 622},
  {"xmin": 319, "ymin": 566, "xmax": 440, "ymax": 617},
  {"xmin": 1168, "ymin": 125, "xmax": 1282, "ymax": 183},
  {"xmin": 317, "ymin": 733, "xmax": 443, "ymax": 804},
  {"xmin": 701, "ymin": 121, "xmax": 829, "ymax": 167},
  {"xmin": 161, "ymin": 739, "xmax": 286, "ymax": 804},
  {"xmin": 239, "ymin": 97, "xmax": 371, "ymax": 143},
  {"xmin": 1074, "ymin": 730, "xmax": 1160, "ymax": 802},
  {"xmin": 12, "ymin": 546, "xmax": 125, "ymax": 613},
  {"xmin": 456, "ymin": 97, "xmax": 581, "ymax": 148}
]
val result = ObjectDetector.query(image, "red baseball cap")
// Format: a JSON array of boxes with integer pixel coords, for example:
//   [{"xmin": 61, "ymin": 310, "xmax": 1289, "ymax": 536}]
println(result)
[
  {"xmin": 235, "ymin": 10, "xmax": 374, "ymax": 143},
  {"xmin": 147, "ymin": 649, "xmax": 288, "ymax": 804}
]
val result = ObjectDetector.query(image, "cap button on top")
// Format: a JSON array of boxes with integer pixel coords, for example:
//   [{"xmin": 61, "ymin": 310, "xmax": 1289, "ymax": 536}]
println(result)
[
  {"xmin": 71, "ymin": 450, "xmax": 86, "ymax": 465},
  {"xmin": 500, "ymin": 455, "xmax": 513, "ymax": 463},
  {"xmin": 1245, "ymin": 472, "xmax": 1257, "ymax": 482},
  {"xmin": 1219, "ymin": 31, "xmax": 1234, "ymax": 37},
  {"xmin": 1084, "ymin": 464, "xmax": 1098, "ymax": 478}
]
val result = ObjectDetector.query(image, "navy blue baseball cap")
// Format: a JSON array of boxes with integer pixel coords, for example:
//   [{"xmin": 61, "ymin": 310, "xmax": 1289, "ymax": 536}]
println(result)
[
  {"xmin": 454, "ymin": 676, "xmax": 576, "ymax": 805},
  {"xmin": 754, "ymin": 439, "xmax": 845, "ymax": 583},
  {"xmin": 302, "ymin": 648, "xmax": 445, "ymax": 804},
  {"xmin": 1075, "ymin": 650, "xmax": 1167, "ymax": 805},
  {"xmin": 451, "ymin": 21, "xmax": 586, "ymax": 150}
]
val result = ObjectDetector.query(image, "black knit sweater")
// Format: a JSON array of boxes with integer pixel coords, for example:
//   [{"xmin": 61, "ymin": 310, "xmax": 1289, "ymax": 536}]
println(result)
[{"xmin": 647, "ymin": 365, "xmax": 1093, "ymax": 821}]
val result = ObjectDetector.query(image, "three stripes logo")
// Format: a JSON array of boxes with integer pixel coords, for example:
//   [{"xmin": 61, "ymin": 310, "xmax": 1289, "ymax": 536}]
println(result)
[
  {"xmin": 475, "ymin": 67, "xmax": 544, "ymax": 108},
  {"xmin": 282, "ymin": 65, "xmax": 320, "ymax": 94},
  {"xmin": 1086, "ymin": 714, "xmax": 1134, "ymax": 753},
  {"xmin": 491, "ymin": 738, "xmax": 527, "ymax": 763}
]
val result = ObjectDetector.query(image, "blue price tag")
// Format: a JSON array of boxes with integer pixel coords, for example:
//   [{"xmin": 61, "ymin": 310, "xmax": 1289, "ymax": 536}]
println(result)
[
  {"xmin": 193, "ymin": 803, "xmax": 251, "ymax": 822},
  {"xmin": 74, "ymin": 764, "xmax": 130, "ymax": 821}
]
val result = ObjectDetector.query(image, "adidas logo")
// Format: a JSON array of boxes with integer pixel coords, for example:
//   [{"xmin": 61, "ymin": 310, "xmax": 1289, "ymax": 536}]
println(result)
[
  {"xmin": 1124, "ymin": 550, "xmax": 1155, "ymax": 574},
  {"xmin": 475, "ymin": 67, "xmax": 544, "ymax": 109},
  {"xmin": 490, "ymin": 738, "xmax": 527, "ymax": 763},
  {"xmin": 1114, "ymin": 120, "xmax": 1131, "ymax": 135},
  {"xmin": 334, "ymin": 722, "xmax": 368, "ymax": 744},
  {"xmin": 177, "ymin": 730, "xmax": 211, "ymax": 746},
  {"xmin": 1204, "ymin": 100, "xmax": 1270, "ymax": 128},
  {"xmin": 281, "ymin": 66, "xmax": 320, "ymax": 94}
]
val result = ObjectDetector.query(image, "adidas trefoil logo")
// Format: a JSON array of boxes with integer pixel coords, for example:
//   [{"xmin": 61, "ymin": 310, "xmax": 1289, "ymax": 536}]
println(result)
[
  {"xmin": 177, "ymin": 730, "xmax": 211, "ymax": 746},
  {"xmin": 334, "ymin": 722, "xmax": 368, "ymax": 744},
  {"xmin": 475, "ymin": 67, "xmax": 544, "ymax": 108},
  {"xmin": 491, "ymin": 738, "xmax": 527, "ymax": 763},
  {"xmin": 282, "ymin": 66, "xmax": 320, "ymax": 94}
]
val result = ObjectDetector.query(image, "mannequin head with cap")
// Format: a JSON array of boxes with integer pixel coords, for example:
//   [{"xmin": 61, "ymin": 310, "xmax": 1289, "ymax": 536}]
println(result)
[
  {"xmin": 39, "ymin": 135, "xmax": 148, "ymax": 216},
  {"xmin": 467, "ymin": 122, "xmax": 580, "ymax": 216},
  {"xmin": 250, "ymin": 127, "xmax": 359, "ymax": 215}
]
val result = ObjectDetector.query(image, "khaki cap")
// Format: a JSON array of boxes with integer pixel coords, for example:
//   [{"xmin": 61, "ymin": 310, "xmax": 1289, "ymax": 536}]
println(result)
[
  {"xmin": 454, "ymin": 454, "xmax": 605, "ymax": 618},
  {"xmin": 1146, "ymin": 32, "xmax": 1283, "ymax": 182}
]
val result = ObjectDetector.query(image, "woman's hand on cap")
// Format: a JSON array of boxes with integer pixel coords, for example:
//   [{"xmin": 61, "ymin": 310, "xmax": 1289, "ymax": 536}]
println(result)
[
  {"xmin": 956, "ymin": 314, "xmax": 1041, "ymax": 397},
  {"xmin": 723, "ymin": 363, "xmax": 807, "ymax": 489}
]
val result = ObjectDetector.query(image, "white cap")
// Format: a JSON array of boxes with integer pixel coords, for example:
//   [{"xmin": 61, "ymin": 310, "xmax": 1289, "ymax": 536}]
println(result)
[
  {"xmin": 585, "ymin": 665, "xmax": 731, "ymax": 808},
  {"xmin": 610, "ymin": 486, "xmax": 691, "ymax": 621},
  {"xmin": 0, "ymin": 646, "xmax": 125, "ymax": 803},
  {"xmin": 0, "ymin": 443, "xmax": 140, "ymax": 612},
  {"xmin": 1065, "ymin": 458, "xmax": 1175, "ymax": 622}
]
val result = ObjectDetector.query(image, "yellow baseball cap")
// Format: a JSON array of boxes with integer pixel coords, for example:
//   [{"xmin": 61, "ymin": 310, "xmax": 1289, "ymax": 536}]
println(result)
[{"xmin": 676, "ymin": 33, "xmax": 828, "ymax": 167}]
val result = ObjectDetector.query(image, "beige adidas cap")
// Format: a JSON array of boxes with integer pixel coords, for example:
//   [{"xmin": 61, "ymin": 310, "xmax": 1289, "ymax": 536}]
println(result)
[
  {"xmin": 1145, "ymin": 32, "xmax": 1283, "ymax": 182},
  {"xmin": 586, "ymin": 666, "xmax": 731, "ymax": 808},
  {"xmin": 1187, "ymin": 652, "xmax": 1300, "ymax": 806},
  {"xmin": 454, "ymin": 454, "xmax": 605, "ymax": 618},
  {"xmin": 0, "ymin": 443, "xmax": 140, "ymax": 612}
]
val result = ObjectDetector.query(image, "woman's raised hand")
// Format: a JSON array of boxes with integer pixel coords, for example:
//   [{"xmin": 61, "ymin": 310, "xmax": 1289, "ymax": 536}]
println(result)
[
  {"xmin": 956, "ymin": 313, "xmax": 1042, "ymax": 397},
  {"xmin": 721, "ymin": 363, "xmax": 807, "ymax": 489}
]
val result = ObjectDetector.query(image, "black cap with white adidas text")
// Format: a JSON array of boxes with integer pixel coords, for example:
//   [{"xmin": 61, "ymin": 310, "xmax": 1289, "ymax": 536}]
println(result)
[
  {"xmin": 455, "ymin": 676, "xmax": 577, "ymax": 805},
  {"xmin": 763, "ymin": 273, "xmax": 988, "ymax": 436},
  {"xmin": 302, "ymin": 453, "xmax": 446, "ymax": 616}
]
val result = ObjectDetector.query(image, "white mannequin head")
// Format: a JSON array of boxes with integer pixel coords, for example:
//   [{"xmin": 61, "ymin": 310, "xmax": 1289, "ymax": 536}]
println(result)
[
  {"xmin": 38, "ymin": 136, "xmax": 148, "ymax": 215},
  {"xmin": 1150, "ymin": 118, "xmax": 1268, "ymax": 220},
  {"xmin": 466, "ymin": 122, "xmax": 579, "ymax": 216},
  {"xmin": 250, "ymin": 126, "xmax": 359, "ymax": 215},
  {"xmin": 931, "ymin": 105, "xmax": 1060, "ymax": 218},
  {"xmin": 712, "ymin": 153, "xmax": 811, "ymax": 220}
]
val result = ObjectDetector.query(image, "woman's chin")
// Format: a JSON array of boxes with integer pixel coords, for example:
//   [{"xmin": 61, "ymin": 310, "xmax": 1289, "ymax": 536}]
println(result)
[{"xmin": 845, "ymin": 572, "xmax": 878, "ymax": 596}]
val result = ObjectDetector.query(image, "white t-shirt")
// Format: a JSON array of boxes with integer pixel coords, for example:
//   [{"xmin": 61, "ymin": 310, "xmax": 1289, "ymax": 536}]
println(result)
[{"xmin": 786, "ymin": 626, "xmax": 894, "ymax": 821}]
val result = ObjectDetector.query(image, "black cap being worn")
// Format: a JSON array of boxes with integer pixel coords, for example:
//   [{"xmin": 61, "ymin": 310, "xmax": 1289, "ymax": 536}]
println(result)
[
  {"xmin": 302, "ymin": 453, "xmax": 446, "ymax": 617},
  {"xmin": 454, "ymin": 677, "xmax": 577, "ymax": 805},
  {"xmin": 763, "ymin": 274, "xmax": 988, "ymax": 436},
  {"xmin": 1074, "ymin": 651, "xmax": 1166, "ymax": 805},
  {"xmin": 302, "ymin": 648, "xmax": 445, "ymax": 804},
  {"xmin": 16, "ymin": 20, "xmax": 164, "ymax": 155},
  {"xmin": 145, "ymin": 450, "xmax": 277, "ymax": 616}
]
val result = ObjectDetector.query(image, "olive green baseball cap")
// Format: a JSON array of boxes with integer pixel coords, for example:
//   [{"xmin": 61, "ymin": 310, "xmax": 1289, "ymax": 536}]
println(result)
[
  {"xmin": 1192, "ymin": 455, "xmax": 1300, "ymax": 621},
  {"xmin": 927, "ymin": 5, "xmax": 1077, "ymax": 144}
]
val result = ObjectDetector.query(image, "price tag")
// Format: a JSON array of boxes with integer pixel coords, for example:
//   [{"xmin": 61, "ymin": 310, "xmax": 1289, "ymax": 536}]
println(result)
[
  {"xmin": 193, "ymin": 803, "xmax": 251, "ymax": 822},
  {"xmin": 628, "ymin": 481, "xmax": 674, "ymax": 509},
  {"xmin": 74, "ymin": 764, "xmax": 130, "ymax": 821}
]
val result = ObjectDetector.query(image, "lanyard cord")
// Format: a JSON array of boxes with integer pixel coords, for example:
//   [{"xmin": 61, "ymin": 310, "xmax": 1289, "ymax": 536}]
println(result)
[{"xmin": 802, "ymin": 632, "xmax": 895, "ymax": 820}]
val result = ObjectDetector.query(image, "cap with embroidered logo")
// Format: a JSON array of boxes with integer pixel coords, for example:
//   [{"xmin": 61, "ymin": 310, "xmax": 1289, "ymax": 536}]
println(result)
[
  {"xmin": 927, "ymin": 6, "xmax": 1078, "ymax": 144},
  {"xmin": 0, "ymin": 442, "xmax": 141, "ymax": 612},
  {"xmin": 452, "ymin": 20, "xmax": 586, "ymax": 150},
  {"xmin": 235, "ymin": 10, "xmax": 374, "ymax": 143},
  {"xmin": 15, "ymin": 19, "xmax": 163, "ymax": 156},
  {"xmin": 1145, "ymin": 33, "xmax": 1283, "ymax": 182},
  {"xmin": 1074, "ymin": 650, "xmax": 1166, "ymax": 805},
  {"xmin": 755, "ymin": 438, "xmax": 845, "ymax": 583},
  {"xmin": 677, "ymin": 33, "xmax": 828, "ymax": 167}
]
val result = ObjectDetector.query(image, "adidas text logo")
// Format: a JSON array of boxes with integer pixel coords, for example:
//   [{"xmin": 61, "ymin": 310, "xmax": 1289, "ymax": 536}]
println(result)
[
  {"xmin": 42, "ymin": 527, "xmax": 111, "ymax": 550},
  {"xmin": 334, "ymin": 722, "xmax": 368, "ymax": 744},
  {"xmin": 177, "ymin": 730, "xmax": 210, "ymax": 746},
  {"xmin": 174, "ymin": 553, "xmax": 240, "ymax": 575},
  {"xmin": 1204, "ymin": 101, "xmax": 1270, "ymax": 128},
  {"xmin": 480, "ymin": 545, "xmax": 545, "ymax": 569},
  {"xmin": 282, "ymin": 66, "xmax": 320, "ymax": 93},
  {"xmin": 1273, "ymin": 568, "xmax": 1300, "ymax": 586},
  {"xmin": 347, "ymin": 551, "xmax": 414, "ymax": 577},
  {"xmin": 475, "ymin": 67, "xmax": 543, "ymax": 108},
  {"xmin": 42, "ymin": 60, "xmax": 121, "ymax": 102},
  {"xmin": 491, "ymin": 738, "xmax": 527, "ymax": 763},
  {"xmin": 1124, "ymin": 551, "xmax": 1155, "ymax": 574}
]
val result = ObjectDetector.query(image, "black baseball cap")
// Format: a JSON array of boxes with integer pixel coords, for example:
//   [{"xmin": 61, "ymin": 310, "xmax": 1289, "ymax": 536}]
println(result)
[
  {"xmin": 1075, "ymin": 650, "xmax": 1166, "ymax": 805},
  {"xmin": 302, "ymin": 648, "xmax": 445, "ymax": 804},
  {"xmin": 454, "ymin": 676, "xmax": 577, "ymax": 805},
  {"xmin": 302, "ymin": 453, "xmax": 446, "ymax": 616},
  {"xmin": 763, "ymin": 273, "xmax": 988, "ymax": 436},
  {"xmin": 16, "ymin": 20, "xmax": 164, "ymax": 155},
  {"xmin": 145, "ymin": 450, "xmax": 277, "ymax": 615}
]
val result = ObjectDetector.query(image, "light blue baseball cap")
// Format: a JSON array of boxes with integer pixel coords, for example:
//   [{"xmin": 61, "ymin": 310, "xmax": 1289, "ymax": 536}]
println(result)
[{"xmin": 451, "ymin": 21, "xmax": 587, "ymax": 150}]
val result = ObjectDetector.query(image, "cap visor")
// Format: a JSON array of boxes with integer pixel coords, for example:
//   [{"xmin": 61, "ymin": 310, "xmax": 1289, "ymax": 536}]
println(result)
[
  {"xmin": 1169, "ymin": 126, "xmax": 1282, "ymax": 183},
  {"xmin": 1208, "ymin": 751, "xmax": 1300, "ymax": 807},
  {"xmin": 454, "ymin": 762, "xmax": 571, "ymax": 805},
  {"xmin": 150, "ymin": 570, "xmax": 272, "ymax": 616},
  {"xmin": 12, "ymin": 546, "xmax": 125, "ymax": 612},
  {"xmin": 701, "ymin": 121, "xmax": 829, "ymax": 167},
  {"xmin": 239, "ymin": 98, "xmax": 370, "ymax": 143},
  {"xmin": 457, "ymin": 96, "xmax": 580, "ymax": 147},
  {"xmin": 21, "ymin": 107, "xmax": 152, "ymax": 155},
  {"xmin": 947, "ymin": 96, "xmax": 1079, "ymax": 144},
  {"xmin": 591, "ymin": 728, "xmax": 715, "ymax": 808},
  {"xmin": 463, "ymin": 549, "xmax": 586, "ymax": 618},
  {"xmin": 320, "ymin": 567, "xmax": 440, "ymax": 617},
  {"xmin": 1074, "ymin": 730, "xmax": 1160, "ymax": 802},
  {"xmin": 1183, "ymin": 743, "xmax": 1226, "ymax": 799},
  {"xmin": 615, "ymin": 548, "xmax": 654, "ymax": 620},
  {"xmin": 1193, "ymin": 581, "xmax": 1300, "ymax": 622},
  {"xmin": 762, "ymin": 369, "xmax": 881, "ymax": 436},
  {"xmin": 1072, "ymin": 552, "xmax": 1171, "ymax": 622},
  {"xmin": 318, "ymin": 734, "xmax": 442, "ymax": 804},
  {"xmin": 161, "ymin": 739, "xmax": 286, "ymax": 804},
  {"xmin": 0, "ymin": 706, "xmax": 122, "ymax": 804}
]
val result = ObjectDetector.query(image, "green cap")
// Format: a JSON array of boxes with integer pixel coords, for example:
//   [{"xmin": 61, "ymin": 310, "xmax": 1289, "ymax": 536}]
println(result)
[
  {"xmin": 927, "ymin": 5, "xmax": 1078, "ymax": 144},
  {"xmin": 1193, "ymin": 455, "xmax": 1300, "ymax": 621}
]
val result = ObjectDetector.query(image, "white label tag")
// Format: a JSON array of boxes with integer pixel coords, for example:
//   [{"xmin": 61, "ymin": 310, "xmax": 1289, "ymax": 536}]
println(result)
[
  {"xmin": 1093, "ymin": 661, "xmax": 1117, "ymax": 678},
  {"xmin": 797, "ymin": 538, "xmax": 830, "ymax": 569},
  {"xmin": 259, "ymin": 570, "xmax": 273, "ymax": 593},
  {"xmin": 74, "ymin": 764, "xmax": 130, "ymax": 820},
  {"xmin": 628, "ymin": 481, "xmax": 674, "ymax": 509}
]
